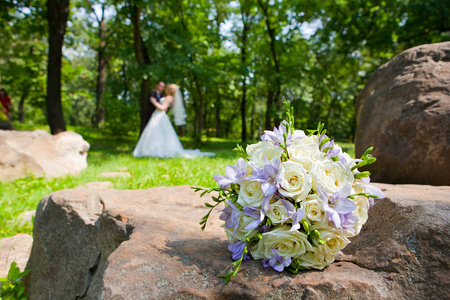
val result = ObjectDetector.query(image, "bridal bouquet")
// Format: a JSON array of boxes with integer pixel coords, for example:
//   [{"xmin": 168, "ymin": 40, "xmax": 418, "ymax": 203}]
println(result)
[{"xmin": 193, "ymin": 101, "xmax": 384, "ymax": 283}]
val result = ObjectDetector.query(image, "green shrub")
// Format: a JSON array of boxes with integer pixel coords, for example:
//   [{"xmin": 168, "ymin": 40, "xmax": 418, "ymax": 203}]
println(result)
[{"xmin": 0, "ymin": 262, "xmax": 30, "ymax": 300}]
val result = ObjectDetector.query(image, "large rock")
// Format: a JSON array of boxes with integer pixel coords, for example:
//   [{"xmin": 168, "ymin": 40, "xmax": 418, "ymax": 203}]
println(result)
[
  {"xmin": 355, "ymin": 42, "xmax": 450, "ymax": 185},
  {"xmin": 25, "ymin": 185, "xmax": 449, "ymax": 299},
  {"xmin": 0, "ymin": 234, "xmax": 33, "ymax": 278},
  {"xmin": 0, "ymin": 129, "xmax": 90, "ymax": 181}
]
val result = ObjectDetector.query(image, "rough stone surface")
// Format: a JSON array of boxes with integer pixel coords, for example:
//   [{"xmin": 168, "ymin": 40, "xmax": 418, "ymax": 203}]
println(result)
[
  {"xmin": 355, "ymin": 42, "xmax": 450, "ymax": 185},
  {"xmin": 0, "ymin": 234, "xmax": 33, "ymax": 278},
  {"xmin": 0, "ymin": 129, "xmax": 90, "ymax": 181},
  {"xmin": 100, "ymin": 172, "xmax": 131, "ymax": 178},
  {"xmin": 81, "ymin": 181, "xmax": 114, "ymax": 190},
  {"xmin": 340, "ymin": 183, "xmax": 450, "ymax": 300},
  {"xmin": 25, "ymin": 185, "xmax": 449, "ymax": 299}
]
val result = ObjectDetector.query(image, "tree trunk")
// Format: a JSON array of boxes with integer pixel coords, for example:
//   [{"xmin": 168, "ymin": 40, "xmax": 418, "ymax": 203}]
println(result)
[
  {"xmin": 240, "ymin": 9, "xmax": 250, "ymax": 143},
  {"xmin": 121, "ymin": 60, "xmax": 128, "ymax": 100},
  {"xmin": 46, "ymin": 0, "xmax": 70, "ymax": 135},
  {"xmin": 265, "ymin": 90, "xmax": 275, "ymax": 129},
  {"xmin": 258, "ymin": 0, "xmax": 282, "ymax": 129},
  {"xmin": 129, "ymin": 2, "xmax": 152, "ymax": 136},
  {"xmin": 215, "ymin": 93, "xmax": 221, "ymax": 138},
  {"xmin": 204, "ymin": 88, "xmax": 209, "ymax": 136},
  {"xmin": 250, "ymin": 102, "xmax": 255, "ymax": 140},
  {"xmin": 191, "ymin": 67, "xmax": 204, "ymax": 142},
  {"xmin": 325, "ymin": 96, "xmax": 337, "ymax": 126},
  {"xmin": 241, "ymin": 79, "xmax": 247, "ymax": 142},
  {"xmin": 18, "ymin": 88, "xmax": 29, "ymax": 123},
  {"xmin": 139, "ymin": 78, "xmax": 151, "ymax": 134},
  {"xmin": 93, "ymin": 8, "xmax": 108, "ymax": 128}
]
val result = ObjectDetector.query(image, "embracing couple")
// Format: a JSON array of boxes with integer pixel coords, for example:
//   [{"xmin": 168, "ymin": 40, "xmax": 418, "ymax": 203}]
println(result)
[{"xmin": 133, "ymin": 81, "xmax": 214, "ymax": 158}]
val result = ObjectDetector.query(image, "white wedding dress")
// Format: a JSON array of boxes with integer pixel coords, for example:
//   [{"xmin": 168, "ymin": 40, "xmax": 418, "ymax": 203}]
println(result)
[{"xmin": 133, "ymin": 97, "xmax": 215, "ymax": 158}]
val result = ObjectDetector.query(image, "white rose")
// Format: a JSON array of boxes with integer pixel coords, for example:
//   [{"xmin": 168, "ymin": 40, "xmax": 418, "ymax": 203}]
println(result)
[
  {"xmin": 278, "ymin": 161, "xmax": 312, "ymax": 202},
  {"xmin": 293, "ymin": 135, "xmax": 318, "ymax": 146},
  {"xmin": 300, "ymin": 194, "xmax": 328, "ymax": 226},
  {"xmin": 297, "ymin": 250, "xmax": 328, "ymax": 270},
  {"xmin": 250, "ymin": 225, "xmax": 314, "ymax": 260},
  {"xmin": 266, "ymin": 200, "xmax": 289, "ymax": 225},
  {"xmin": 246, "ymin": 141, "xmax": 284, "ymax": 166},
  {"xmin": 349, "ymin": 196, "xmax": 369, "ymax": 236},
  {"xmin": 288, "ymin": 143, "xmax": 324, "ymax": 171},
  {"xmin": 237, "ymin": 179, "xmax": 265, "ymax": 208},
  {"xmin": 310, "ymin": 159, "xmax": 354, "ymax": 193},
  {"xmin": 310, "ymin": 219, "xmax": 348, "ymax": 238},
  {"xmin": 224, "ymin": 214, "xmax": 258, "ymax": 242},
  {"xmin": 314, "ymin": 228, "xmax": 350, "ymax": 262}
]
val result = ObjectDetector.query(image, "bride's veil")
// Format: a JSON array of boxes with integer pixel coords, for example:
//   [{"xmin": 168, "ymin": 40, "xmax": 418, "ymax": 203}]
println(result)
[{"xmin": 173, "ymin": 87, "xmax": 187, "ymax": 126}]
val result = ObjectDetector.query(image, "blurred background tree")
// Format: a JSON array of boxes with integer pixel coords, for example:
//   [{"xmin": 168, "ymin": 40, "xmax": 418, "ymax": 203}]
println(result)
[{"xmin": 0, "ymin": 0, "xmax": 448, "ymax": 140}]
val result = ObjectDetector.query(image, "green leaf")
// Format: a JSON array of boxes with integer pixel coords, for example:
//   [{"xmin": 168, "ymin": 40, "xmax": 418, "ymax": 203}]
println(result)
[{"xmin": 232, "ymin": 144, "xmax": 248, "ymax": 160}]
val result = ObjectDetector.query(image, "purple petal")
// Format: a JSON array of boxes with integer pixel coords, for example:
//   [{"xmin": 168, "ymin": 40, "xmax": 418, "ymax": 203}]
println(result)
[
  {"xmin": 261, "ymin": 182, "xmax": 277, "ymax": 196},
  {"xmin": 245, "ymin": 219, "xmax": 262, "ymax": 230},
  {"xmin": 334, "ymin": 198, "xmax": 357, "ymax": 214},
  {"xmin": 225, "ymin": 165, "xmax": 239, "ymax": 180},
  {"xmin": 243, "ymin": 206, "xmax": 261, "ymax": 219},
  {"xmin": 281, "ymin": 199, "xmax": 296, "ymax": 215},
  {"xmin": 365, "ymin": 184, "xmax": 385, "ymax": 199},
  {"xmin": 283, "ymin": 256, "xmax": 292, "ymax": 267},
  {"xmin": 294, "ymin": 208, "xmax": 304, "ymax": 223},
  {"xmin": 339, "ymin": 184, "xmax": 353, "ymax": 198},
  {"xmin": 317, "ymin": 186, "xmax": 330, "ymax": 202},
  {"xmin": 236, "ymin": 158, "xmax": 247, "ymax": 172},
  {"xmin": 228, "ymin": 240, "xmax": 247, "ymax": 260},
  {"xmin": 290, "ymin": 223, "xmax": 300, "ymax": 232},
  {"xmin": 329, "ymin": 211, "xmax": 341, "ymax": 228},
  {"xmin": 213, "ymin": 175, "xmax": 232, "ymax": 188},
  {"xmin": 262, "ymin": 196, "xmax": 271, "ymax": 213},
  {"xmin": 263, "ymin": 130, "xmax": 280, "ymax": 141},
  {"xmin": 273, "ymin": 262, "xmax": 284, "ymax": 272}
]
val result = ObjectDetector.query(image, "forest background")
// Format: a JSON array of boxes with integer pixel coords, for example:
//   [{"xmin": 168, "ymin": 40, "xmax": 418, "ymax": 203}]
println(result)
[{"xmin": 0, "ymin": 0, "xmax": 448, "ymax": 143}]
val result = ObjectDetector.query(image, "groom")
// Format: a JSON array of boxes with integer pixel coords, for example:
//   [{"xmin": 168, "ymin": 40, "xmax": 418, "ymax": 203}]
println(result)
[{"xmin": 149, "ymin": 81, "xmax": 165, "ymax": 115}]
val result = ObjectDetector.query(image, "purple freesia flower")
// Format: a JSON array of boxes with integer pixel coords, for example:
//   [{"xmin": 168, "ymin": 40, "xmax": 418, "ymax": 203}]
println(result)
[
  {"xmin": 317, "ymin": 185, "xmax": 358, "ymax": 229},
  {"xmin": 319, "ymin": 135, "xmax": 342, "ymax": 159},
  {"xmin": 262, "ymin": 248, "xmax": 292, "ymax": 272},
  {"xmin": 219, "ymin": 199, "xmax": 242, "ymax": 237},
  {"xmin": 261, "ymin": 122, "xmax": 305, "ymax": 147},
  {"xmin": 320, "ymin": 135, "xmax": 335, "ymax": 152},
  {"xmin": 319, "ymin": 136, "xmax": 363, "ymax": 168},
  {"xmin": 338, "ymin": 156, "xmax": 362, "ymax": 169},
  {"xmin": 213, "ymin": 158, "xmax": 247, "ymax": 189},
  {"xmin": 251, "ymin": 156, "xmax": 281, "ymax": 196},
  {"xmin": 250, "ymin": 156, "xmax": 282, "ymax": 212},
  {"xmin": 228, "ymin": 240, "xmax": 250, "ymax": 261},
  {"xmin": 356, "ymin": 176, "xmax": 386, "ymax": 207},
  {"xmin": 243, "ymin": 206, "xmax": 265, "ymax": 230},
  {"xmin": 280, "ymin": 200, "xmax": 305, "ymax": 232}
]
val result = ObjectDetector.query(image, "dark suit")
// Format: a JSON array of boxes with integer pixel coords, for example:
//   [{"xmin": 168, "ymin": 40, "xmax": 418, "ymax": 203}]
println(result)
[{"xmin": 148, "ymin": 89, "xmax": 162, "ymax": 117}]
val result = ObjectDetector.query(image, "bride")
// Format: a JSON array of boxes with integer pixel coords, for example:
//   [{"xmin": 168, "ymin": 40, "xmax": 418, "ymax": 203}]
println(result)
[{"xmin": 133, "ymin": 84, "xmax": 215, "ymax": 158}]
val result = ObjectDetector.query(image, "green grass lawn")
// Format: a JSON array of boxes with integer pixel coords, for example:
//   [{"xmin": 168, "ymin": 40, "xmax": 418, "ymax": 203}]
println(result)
[{"xmin": 0, "ymin": 125, "xmax": 354, "ymax": 239}]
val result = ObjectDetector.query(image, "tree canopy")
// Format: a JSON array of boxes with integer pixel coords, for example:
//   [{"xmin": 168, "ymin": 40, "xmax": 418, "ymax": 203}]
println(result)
[{"xmin": 1, "ymin": 0, "xmax": 448, "ymax": 140}]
